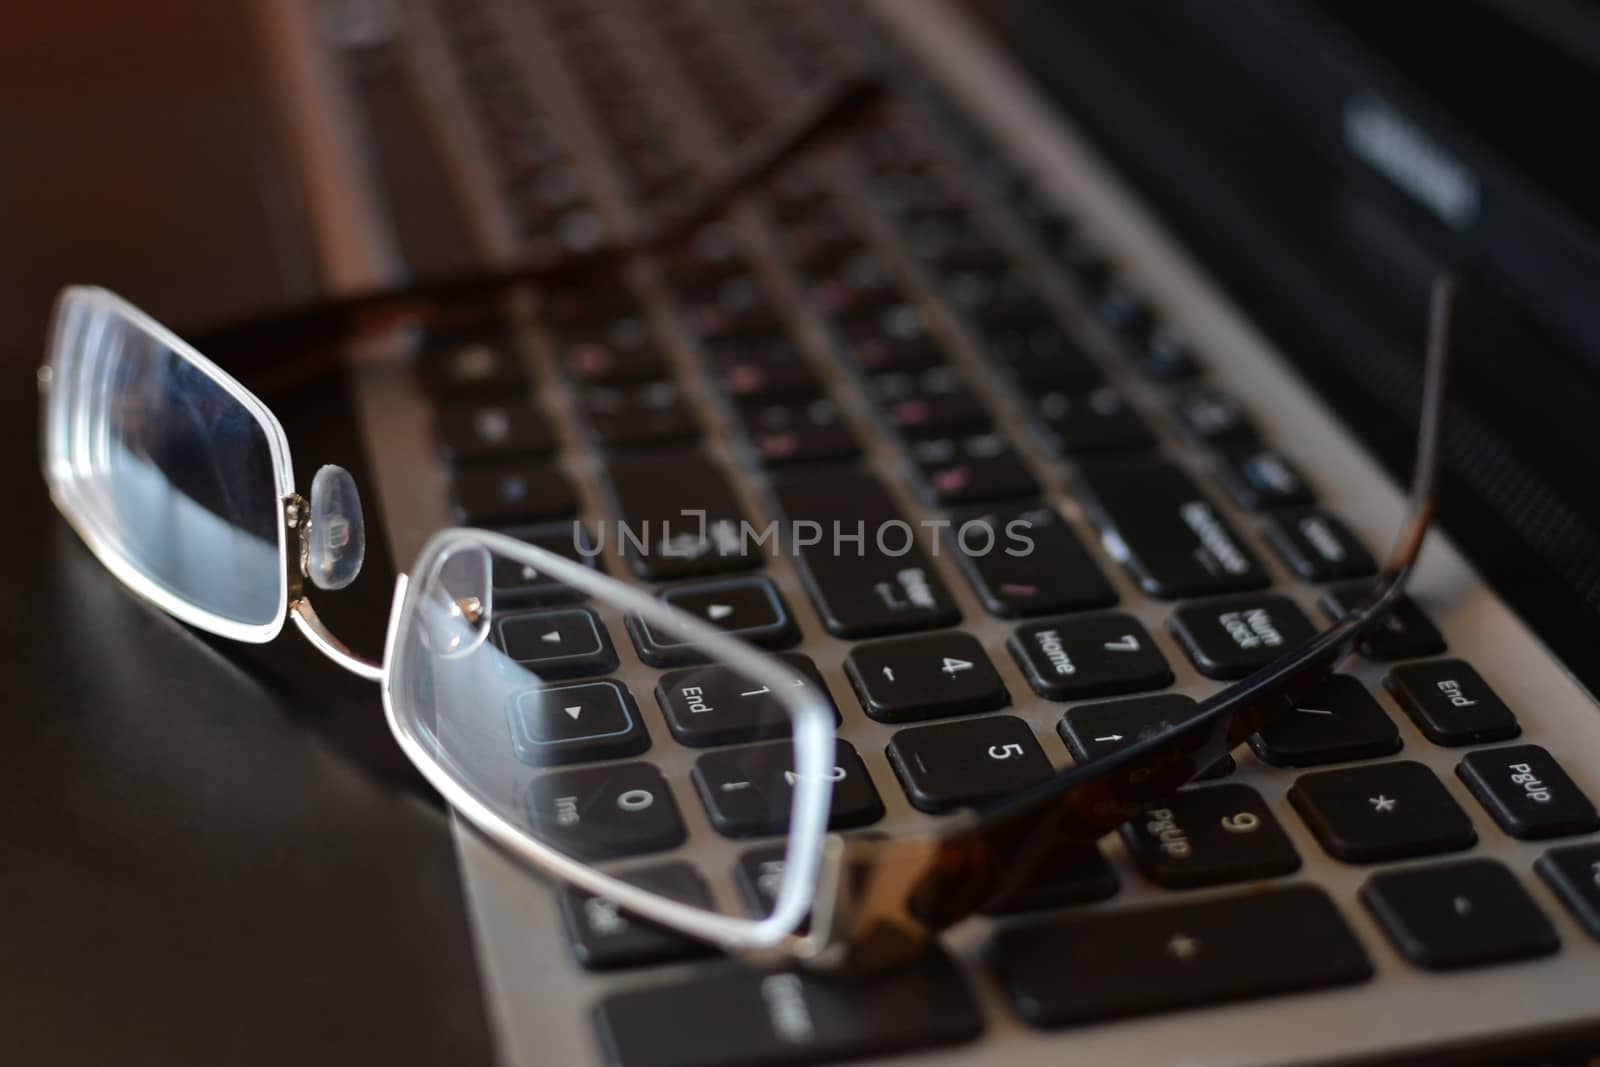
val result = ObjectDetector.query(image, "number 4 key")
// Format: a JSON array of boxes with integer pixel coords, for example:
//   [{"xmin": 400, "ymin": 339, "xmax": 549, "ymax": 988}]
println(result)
[{"xmin": 845, "ymin": 632, "xmax": 1010, "ymax": 723}]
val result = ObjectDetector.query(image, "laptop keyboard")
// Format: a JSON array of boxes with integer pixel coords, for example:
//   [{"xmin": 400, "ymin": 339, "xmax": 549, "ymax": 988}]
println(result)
[{"xmin": 340, "ymin": 0, "xmax": 1600, "ymax": 1063}]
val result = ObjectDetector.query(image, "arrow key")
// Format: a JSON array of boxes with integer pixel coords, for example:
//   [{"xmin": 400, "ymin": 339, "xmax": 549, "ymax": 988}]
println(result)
[
  {"xmin": 629, "ymin": 577, "xmax": 799, "ymax": 667},
  {"xmin": 507, "ymin": 680, "xmax": 649, "ymax": 766},
  {"xmin": 496, "ymin": 607, "xmax": 618, "ymax": 679},
  {"xmin": 490, "ymin": 523, "xmax": 601, "ymax": 605}
]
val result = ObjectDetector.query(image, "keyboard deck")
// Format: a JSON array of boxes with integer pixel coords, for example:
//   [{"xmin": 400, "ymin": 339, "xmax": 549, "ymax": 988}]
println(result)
[{"xmin": 295, "ymin": 0, "xmax": 1600, "ymax": 1063}]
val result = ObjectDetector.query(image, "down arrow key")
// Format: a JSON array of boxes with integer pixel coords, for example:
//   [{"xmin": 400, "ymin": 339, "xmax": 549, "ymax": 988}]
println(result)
[{"xmin": 509, "ymin": 681, "xmax": 648, "ymax": 767}]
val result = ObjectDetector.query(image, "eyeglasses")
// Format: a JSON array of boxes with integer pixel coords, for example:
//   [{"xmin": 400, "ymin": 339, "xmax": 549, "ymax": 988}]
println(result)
[{"xmin": 36, "ymin": 66, "xmax": 1453, "ymax": 972}]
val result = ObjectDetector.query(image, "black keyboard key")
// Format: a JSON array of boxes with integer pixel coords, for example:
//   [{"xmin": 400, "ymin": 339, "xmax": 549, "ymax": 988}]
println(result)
[
  {"xmin": 909, "ymin": 433, "xmax": 1038, "ymax": 506},
  {"xmin": 656, "ymin": 653, "xmax": 837, "ymax": 748},
  {"xmin": 594, "ymin": 950, "xmax": 983, "ymax": 1067},
  {"xmin": 874, "ymin": 169, "xmax": 963, "ymax": 218},
  {"xmin": 707, "ymin": 335, "xmax": 821, "ymax": 401},
  {"xmin": 905, "ymin": 214, "xmax": 1006, "ymax": 272},
  {"xmin": 581, "ymin": 381, "xmax": 700, "ymax": 447},
  {"xmin": 1263, "ymin": 509, "xmax": 1376, "ymax": 583},
  {"xmin": 544, "ymin": 289, "xmax": 642, "ymax": 334},
  {"xmin": 1127, "ymin": 327, "xmax": 1199, "ymax": 382},
  {"xmin": 435, "ymin": 399, "xmax": 554, "ymax": 463},
  {"xmin": 983, "ymin": 322, "xmax": 1101, "ymax": 389},
  {"xmin": 1383, "ymin": 660, "xmax": 1521, "ymax": 746},
  {"xmin": 1536, "ymin": 843, "xmax": 1600, "ymax": 940},
  {"xmin": 886, "ymin": 715, "xmax": 1053, "ymax": 813},
  {"xmin": 628, "ymin": 577, "xmax": 799, "ymax": 667},
  {"xmin": 1031, "ymin": 384, "xmax": 1155, "ymax": 456},
  {"xmin": 1058, "ymin": 694, "xmax": 1234, "ymax": 780},
  {"xmin": 1056, "ymin": 231, "xmax": 1112, "ymax": 291},
  {"xmin": 496, "ymin": 607, "xmax": 618, "ymax": 680},
  {"xmin": 871, "ymin": 367, "xmax": 991, "ymax": 439},
  {"xmin": 1213, "ymin": 444, "xmax": 1315, "ymax": 511},
  {"xmin": 506, "ymin": 680, "xmax": 649, "ymax": 767},
  {"xmin": 846, "ymin": 631, "xmax": 1008, "ymax": 723},
  {"xmin": 980, "ymin": 840, "xmax": 1119, "ymax": 915},
  {"xmin": 421, "ymin": 329, "xmax": 528, "ymax": 397},
  {"xmin": 1074, "ymin": 457, "xmax": 1270, "ymax": 598},
  {"xmin": 451, "ymin": 462, "xmax": 578, "ymax": 524},
  {"xmin": 1009, "ymin": 614, "xmax": 1173, "ymax": 700},
  {"xmin": 604, "ymin": 450, "xmax": 757, "ymax": 580},
  {"xmin": 1121, "ymin": 784, "xmax": 1301, "ymax": 888},
  {"xmin": 683, "ymin": 272, "xmax": 782, "ymax": 341},
  {"xmin": 1092, "ymin": 284, "xmax": 1153, "ymax": 338},
  {"xmin": 781, "ymin": 206, "xmax": 861, "ymax": 271},
  {"xmin": 947, "ymin": 502, "xmax": 1116, "ymax": 618},
  {"xmin": 1008, "ymin": 185, "xmax": 1070, "ymax": 243},
  {"xmin": 842, "ymin": 303, "xmax": 947, "ymax": 375},
  {"xmin": 1360, "ymin": 859, "xmax": 1559, "ymax": 970},
  {"xmin": 1170, "ymin": 386, "xmax": 1256, "ymax": 445},
  {"xmin": 770, "ymin": 467, "xmax": 961, "ymax": 637},
  {"xmin": 992, "ymin": 886, "xmax": 1370, "ymax": 1027},
  {"xmin": 560, "ymin": 862, "xmax": 716, "ymax": 971},
  {"xmin": 525, "ymin": 762, "xmax": 685, "ymax": 861},
  {"xmin": 1456, "ymin": 745, "xmax": 1600, "ymax": 840},
  {"xmin": 946, "ymin": 266, "xmax": 1049, "ymax": 331},
  {"xmin": 490, "ymin": 522, "xmax": 600, "ymax": 605},
  {"xmin": 808, "ymin": 249, "xmax": 898, "ymax": 319},
  {"xmin": 658, "ymin": 221, "xmax": 741, "ymax": 285},
  {"xmin": 1250, "ymin": 673, "xmax": 1402, "ymax": 767},
  {"xmin": 732, "ymin": 845, "xmax": 791, "ymax": 918},
  {"xmin": 558, "ymin": 320, "xmax": 669, "ymax": 387},
  {"xmin": 764, "ymin": 164, "xmax": 829, "ymax": 217},
  {"xmin": 735, "ymin": 398, "xmax": 859, "ymax": 467},
  {"xmin": 1321, "ymin": 582, "xmax": 1447, "ymax": 660},
  {"xmin": 1169, "ymin": 593, "xmax": 1317, "ymax": 680},
  {"xmin": 692, "ymin": 739, "xmax": 883, "ymax": 836},
  {"xmin": 1290, "ymin": 761, "xmax": 1477, "ymax": 863}
]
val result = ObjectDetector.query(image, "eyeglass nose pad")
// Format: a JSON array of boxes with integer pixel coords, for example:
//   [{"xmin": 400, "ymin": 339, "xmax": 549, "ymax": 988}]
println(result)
[
  {"xmin": 420, "ymin": 540, "xmax": 493, "ymax": 660},
  {"xmin": 307, "ymin": 464, "xmax": 366, "ymax": 591}
]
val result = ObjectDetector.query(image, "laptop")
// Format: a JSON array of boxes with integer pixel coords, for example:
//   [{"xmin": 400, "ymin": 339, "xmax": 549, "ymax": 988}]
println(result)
[{"xmin": 242, "ymin": 0, "xmax": 1600, "ymax": 1063}]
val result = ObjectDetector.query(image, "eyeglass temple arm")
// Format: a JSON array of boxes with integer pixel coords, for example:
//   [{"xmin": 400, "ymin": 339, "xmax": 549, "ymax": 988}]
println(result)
[
  {"xmin": 186, "ymin": 68, "xmax": 886, "ymax": 377},
  {"xmin": 805, "ymin": 277, "xmax": 1458, "ymax": 975}
]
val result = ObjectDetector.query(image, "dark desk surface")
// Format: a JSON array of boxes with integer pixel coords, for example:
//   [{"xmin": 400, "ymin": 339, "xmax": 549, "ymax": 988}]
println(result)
[{"xmin": 0, "ymin": 5, "xmax": 494, "ymax": 1064}]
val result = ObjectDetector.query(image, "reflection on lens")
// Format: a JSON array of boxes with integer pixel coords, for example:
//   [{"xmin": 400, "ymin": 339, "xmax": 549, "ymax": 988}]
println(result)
[
  {"xmin": 42, "ymin": 288, "xmax": 290, "ymax": 635},
  {"xmin": 385, "ymin": 529, "xmax": 836, "ymax": 950}
]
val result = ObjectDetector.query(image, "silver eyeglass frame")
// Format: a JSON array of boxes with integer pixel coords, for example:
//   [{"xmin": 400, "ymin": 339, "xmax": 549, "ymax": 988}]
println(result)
[{"xmin": 39, "ymin": 285, "xmax": 840, "ymax": 961}]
